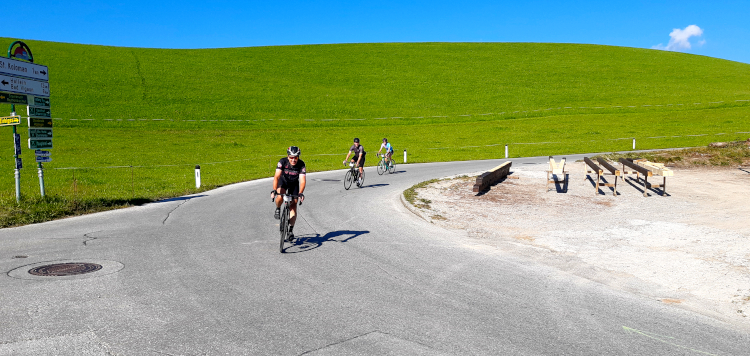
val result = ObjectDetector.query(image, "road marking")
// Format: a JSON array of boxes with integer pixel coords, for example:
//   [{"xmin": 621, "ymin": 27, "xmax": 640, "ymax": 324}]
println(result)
[{"xmin": 622, "ymin": 326, "xmax": 719, "ymax": 356}]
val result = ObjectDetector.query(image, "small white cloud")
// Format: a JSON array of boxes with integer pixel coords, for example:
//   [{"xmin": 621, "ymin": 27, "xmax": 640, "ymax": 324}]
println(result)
[{"xmin": 652, "ymin": 25, "xmax": 704, "ymax": 51}]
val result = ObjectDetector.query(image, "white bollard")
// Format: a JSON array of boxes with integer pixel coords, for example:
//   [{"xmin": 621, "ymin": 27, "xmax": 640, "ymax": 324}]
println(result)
[
  {"xmin": 632, "ymin": 138, "xmax": 636, "ymax": 150},
  {"xmin": 195, "ymin": 165, "xmax": 201, "ymax": 188},
  {"xmin": 403, "ymin": 150, "xmax": 407, "ymax": 163},
  {"xmin": 505, "ymin": 145, "xmax": 508, "ymax": 158}
]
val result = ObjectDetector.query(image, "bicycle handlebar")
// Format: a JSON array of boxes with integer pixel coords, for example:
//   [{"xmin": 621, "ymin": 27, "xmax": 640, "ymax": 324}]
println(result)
[{"xmin": 271, "ymin": 191, "xmax": 304, "ymax": 204}]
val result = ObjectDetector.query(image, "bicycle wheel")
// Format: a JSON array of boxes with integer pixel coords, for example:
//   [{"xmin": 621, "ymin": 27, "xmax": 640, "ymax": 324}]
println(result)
[
  {"xmin": 279, "ymin": 205, "xmax": 289, "ymax": 253},
  {"xmin": 344, "ymin": 170, "xmax": 353, "ymax": 190},
  {"xmin": 377, "ymin": 160, "xmax": 385, "ymax": 175}
]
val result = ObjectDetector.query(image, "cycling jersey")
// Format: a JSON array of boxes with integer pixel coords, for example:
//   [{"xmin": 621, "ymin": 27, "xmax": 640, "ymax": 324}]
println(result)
[
  {"xmin": 350, "ymin": 144, "xmax": 366, "ymax": 167},
  {"xmin": 380, "ymin": 142, "xmax": 393, "ymax": 153},
  {"xmin": 277, "ymin": 157, "xmax": 306, "ymax": 182}
]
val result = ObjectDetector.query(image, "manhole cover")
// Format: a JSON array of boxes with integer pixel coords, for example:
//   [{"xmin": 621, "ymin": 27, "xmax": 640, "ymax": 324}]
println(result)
[
  {"xmin": 28, "ymin": 262, "xmax": 103, "ymax": 277},
  {"xmin": 8, "ymin": 260, "xmax": 124, "ymax": 280}
]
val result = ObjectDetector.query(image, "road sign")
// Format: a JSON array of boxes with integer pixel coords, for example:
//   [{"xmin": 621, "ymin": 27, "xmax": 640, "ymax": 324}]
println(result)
[
  {"xmin": 0, "ymin": 57, "xmax": 49, "ymax": 81},
  {"xmin": 29, "ymin": 118, "xmax": 53, "ymax": 128},
  {"xmin": 27, "ymin": 106, "xmax": 51, "ymax": 118},
  {"xmin": 29, "ymin": 128, "xmax": 52, "ymax": 138},
  {"xmin": 29, "ymin": 138, "xmax": 52, "ymax": 149},
  {"xmin": 1, "ymin": 115, "xmax": 20, "ymax": 126},
  {"xmin": 34, "ymin": 150, "xmax": 50, "ymax": 157},
  {"xmin": 32, "ymin": 96, "xmax": 50, "ymax": 108},
  {"xmin": 0, "ymin": 91, "xmax": 27, "ymax": 104},
  {"xmin": 0, "ymin": 73, "xmax": 49, "ymax": 97},
  {"xmin": 15, "ymin": 157, "xmax": 22, "ymax": 169},
  {"xmin": 35, "ymin": 156, "xmax": 51, "ymax": 163},
  {"xmin": 14, "ymin": 133, "xmax": 21, "ymax": 155}
]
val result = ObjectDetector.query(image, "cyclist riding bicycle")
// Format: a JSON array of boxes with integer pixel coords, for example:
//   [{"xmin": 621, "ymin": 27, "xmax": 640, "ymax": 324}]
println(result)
[
  {"xmin": 377, "ymin": 138, "xmax": 393, "ymax": 167},
  {"xmin": 272, "ymin": 146, "xmax": 306, "ymax": 240},
  {"xmin": 343, "ymin": 138, "xmax": 366, "ymax": 186}
]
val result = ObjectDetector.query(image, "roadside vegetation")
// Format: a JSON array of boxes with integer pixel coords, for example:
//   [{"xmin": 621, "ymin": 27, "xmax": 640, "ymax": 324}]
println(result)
[
  {"xmin": 594, "ymin": 140, "xmax": 750, "ymax": 167},
  {"xmin": 1, "ymin": 38, "xmax": 749, "ymax": 226}
]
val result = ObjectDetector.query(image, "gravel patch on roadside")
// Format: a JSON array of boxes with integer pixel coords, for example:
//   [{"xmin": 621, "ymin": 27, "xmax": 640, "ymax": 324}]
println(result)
[{"xmin": 407, "ymin": 161, "xmax": 750, "ymax": 329}]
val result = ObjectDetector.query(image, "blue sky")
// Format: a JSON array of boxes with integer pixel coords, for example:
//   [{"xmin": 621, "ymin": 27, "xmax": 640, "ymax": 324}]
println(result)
[{"xmin": 4, "ymin": 0, "xmax": 750, "ymax": 64}]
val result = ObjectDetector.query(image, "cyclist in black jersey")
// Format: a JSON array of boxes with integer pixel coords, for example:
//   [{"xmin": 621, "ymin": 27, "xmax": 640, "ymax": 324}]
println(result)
[
  {"xmin": 343, "ymin": 137, "xmax": 366, "ymax": 186},
  {"xmin": 272, "ymin": 146, "xmax": 306, "ymax": 240}
]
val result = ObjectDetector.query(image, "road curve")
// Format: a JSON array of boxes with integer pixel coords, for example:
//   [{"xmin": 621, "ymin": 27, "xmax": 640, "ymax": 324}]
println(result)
[{"xmin": 1, "ymin": 155, "xmax": 748, "ymax": 355}]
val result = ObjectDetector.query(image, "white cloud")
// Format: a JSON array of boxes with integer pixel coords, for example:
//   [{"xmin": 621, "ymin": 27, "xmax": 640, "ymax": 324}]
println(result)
[{"xmin": 652, "ymin": 25, "xmax": 704, "ymax": 51}]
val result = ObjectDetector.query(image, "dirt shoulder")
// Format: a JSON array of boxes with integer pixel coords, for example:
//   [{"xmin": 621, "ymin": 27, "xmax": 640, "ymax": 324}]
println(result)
[{"xmin": 406, "ymin": 161, "xmax": 750, "ymax": 329}]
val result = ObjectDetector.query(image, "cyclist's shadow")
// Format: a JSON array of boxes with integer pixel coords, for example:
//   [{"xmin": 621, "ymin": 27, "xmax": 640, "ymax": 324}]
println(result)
[{"xmin": 284, "ymin": 230, "xmax": 369, "ymax": 253}]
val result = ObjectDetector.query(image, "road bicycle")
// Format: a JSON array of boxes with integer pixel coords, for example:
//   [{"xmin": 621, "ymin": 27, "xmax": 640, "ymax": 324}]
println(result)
[
  {"xmin": 343, "ymin": 162, "xmax": 365, "ymax": 190},
  {"xmin": 272, "ymin": 191, "xmax": 303, "ymax": 253},
  {"xmin": 376, "ymin": 153, "xmax": 396, "ymax": 175}
]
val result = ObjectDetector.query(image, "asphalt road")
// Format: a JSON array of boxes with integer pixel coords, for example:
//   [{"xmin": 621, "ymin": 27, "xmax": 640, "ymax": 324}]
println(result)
[{"xmin": 1, "ymin": 155, "xmax": 748, "ymax": 355}]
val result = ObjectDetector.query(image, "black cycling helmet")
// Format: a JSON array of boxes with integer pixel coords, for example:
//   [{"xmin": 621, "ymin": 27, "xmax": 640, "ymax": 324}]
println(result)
[
  {"xmin": 382, "ymin": 138, "xmax": 388, "ymax": 143},
  {"xmin": 287, "ymin": 146, "xmax": 301, "ymax": 157},
  {"xmin": 353, "ymin": 138, "xmax": 360, "ymax": 143}
]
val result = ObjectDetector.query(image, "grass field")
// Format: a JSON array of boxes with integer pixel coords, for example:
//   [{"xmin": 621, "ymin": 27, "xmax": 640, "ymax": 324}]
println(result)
[{"xmin": 1, "ymin": 38, "xmax": 749, "ymax": 226}]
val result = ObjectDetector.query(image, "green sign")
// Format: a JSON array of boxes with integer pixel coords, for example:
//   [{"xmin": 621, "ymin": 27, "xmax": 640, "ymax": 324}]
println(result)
[
  {"xmin": 33, "ymin": 96, "xmax": 50, "ymax": 108},
  {"xmin": 29, "ymin": 139, "xmax": 52, "ymax": 149},
  {"xmin": 27, "ymin": 106, "xmax": 51, "ymax": 118},
  {"xmin": 0, "ymin": 115, "xmax": 20, "ymax": 126},
  {"xmin": 29, "ymin": 118, "xmax": 53, "ymax": 128},
  {"xmin": 29, "ymin": 128, "xmax": 52, "ymax": 138},
  {"xmin": 0, "ymin": 91, "xmax": 27, "ymax": 104}
]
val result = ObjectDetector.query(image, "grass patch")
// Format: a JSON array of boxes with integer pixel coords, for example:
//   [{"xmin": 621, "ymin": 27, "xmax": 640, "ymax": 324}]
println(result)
[{"xmin": 594, "ymin": 141, "xmax": 750, "ymax": 167}]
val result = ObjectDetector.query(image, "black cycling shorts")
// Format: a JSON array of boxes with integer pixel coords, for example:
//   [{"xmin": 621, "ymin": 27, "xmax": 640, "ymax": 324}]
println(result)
[
  {"xmin": 278, "ymin": 176, "xmax": 300, "ymax": 196},
  {"xmin": 353, "ymin": 154, "xmax": 366, "ymax": 167}
]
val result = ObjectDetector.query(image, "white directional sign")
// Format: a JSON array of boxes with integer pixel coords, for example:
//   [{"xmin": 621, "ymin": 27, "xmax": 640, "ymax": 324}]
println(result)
[
  {"xmin": 0, "ymin": 73, "xmax": 49, "ymax": 97},
  {"xmin": 35, "ymin": 156, "xmax": 51, "ymax": 163},
  {"xmin": 0, "ymin": 57, "xmax": 49, "ymax": 81},
  {"xmin": 34, "ymin": 150, "xmax": 51, "ymax": 157}
]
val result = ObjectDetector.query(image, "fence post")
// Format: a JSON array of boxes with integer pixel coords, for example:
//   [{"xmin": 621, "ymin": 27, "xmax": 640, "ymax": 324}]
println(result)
[
  {"xmin": 195, "ymin": 165, "xmax": 201, "ymax": 188},
  {"xmin": 633, "ymin": 138, "xmax": 636, "ymax": 150},
  {"xmin": 505, "ymin": 144, "xmax": 508, "ymax": 158},
  {"xmin": 403, "ymin": 149, "xmax": 407, "ymax": 163}
]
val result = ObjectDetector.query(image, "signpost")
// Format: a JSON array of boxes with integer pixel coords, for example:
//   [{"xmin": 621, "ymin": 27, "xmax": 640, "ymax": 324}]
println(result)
[
  {"xmin": 1, "ymin": 115, "xmax": 20, "ymax": 126},
  {"xmin": 29, "ymin": 128, "xmax": 52, "ymax": 138},
  {"xmin": 29, "ymin": 139, "xmax": 52, "ymax": 149},
  {"xmin": 27, "ymin": 106, "xmax": 51, "ymax": 118},
  {"xmin": 29, "ymin": 117, "xmax": 53, "ymax": 127},
  {"xmin": 0, "ymin": 73, "xmax": 50, "ymax": 97},
  {"xmin": 0, "ymin": 91, "xmax": 27, "ymax": 104},
  {"xmin": 3, "ymin": 41, "xmax": 52, "ymax": 200},
  {"xmin": 0, "ymin": 56, "xmax": 49, "ymax": 81}
]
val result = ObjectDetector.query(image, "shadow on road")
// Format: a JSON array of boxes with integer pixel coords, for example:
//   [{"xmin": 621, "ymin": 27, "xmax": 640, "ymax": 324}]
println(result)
[
  {"xmin": 153, "ymin": 195, "xmax": 207, "ymax": 203},
  {"xmin": 283, "ymin": 230, "xmax": 369, "ymax": 253},
  {"xmin": 361, "ymin": 183, "xmax": 389, "ymax": 189}
]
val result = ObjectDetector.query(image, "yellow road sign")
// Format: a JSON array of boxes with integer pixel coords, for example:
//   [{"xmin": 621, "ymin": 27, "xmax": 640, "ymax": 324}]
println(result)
[{"xmin": 0, "ymin": 115, "xmax": 20, "ymax": 126}]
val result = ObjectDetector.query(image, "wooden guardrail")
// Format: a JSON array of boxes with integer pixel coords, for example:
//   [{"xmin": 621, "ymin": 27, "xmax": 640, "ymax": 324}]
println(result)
[
  {"xmin": 473, "ymin": 161, "xmax": 512, "ymax": 192},
  {"xmin": 584, "ymin": 157, "xmax": 619, "ymax": 196},
  {"xmin": 619, "ymin": 158, "xmax": 672, "ymax": 196}
]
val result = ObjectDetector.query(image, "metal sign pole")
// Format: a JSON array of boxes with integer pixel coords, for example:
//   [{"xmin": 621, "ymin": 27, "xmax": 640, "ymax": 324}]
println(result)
[{"xmin": 11, "ymin": 107, "xmax": 20, "ymax": 202}]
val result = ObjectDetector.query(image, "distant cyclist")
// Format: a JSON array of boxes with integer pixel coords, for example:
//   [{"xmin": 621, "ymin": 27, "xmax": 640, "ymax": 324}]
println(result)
[
  {"xmin": 272, "ymin": 146, "xmax": 306, "ymax": 240},
  {"xmin": 343, "ymin": 138, "xmax": 366, "ymax": 186},
  {"xmin": 377, "ymin": 138, "xmax": 393, "ymax": 167}
]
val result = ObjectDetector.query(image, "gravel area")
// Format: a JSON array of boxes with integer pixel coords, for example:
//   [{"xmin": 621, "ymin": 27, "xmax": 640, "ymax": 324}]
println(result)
[{"xmin": 407, "ymin": 161, "xmax": 750, "ymax": 329}]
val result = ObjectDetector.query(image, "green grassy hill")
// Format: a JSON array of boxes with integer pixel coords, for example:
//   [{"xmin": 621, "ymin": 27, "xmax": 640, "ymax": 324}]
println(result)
[{"xmin": 1, "ymin": 38, "xmax": 749, "ymax": 225}]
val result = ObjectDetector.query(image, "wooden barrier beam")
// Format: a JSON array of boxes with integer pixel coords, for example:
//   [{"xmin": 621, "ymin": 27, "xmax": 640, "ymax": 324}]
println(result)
[
  {"xmin": 619, "ymin": 158, "xmax": 651, "ymax": 177},
  {"xmin": 584, "ymin": 157, "xmax": 618, "ymax": 196},
  {"xmin": 596, "ymin": 158, "xmax": 620, "ymax": 176},
  {"xmin": 473, "ymin": 161, "xmax": 513, "ymax": 192}
]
